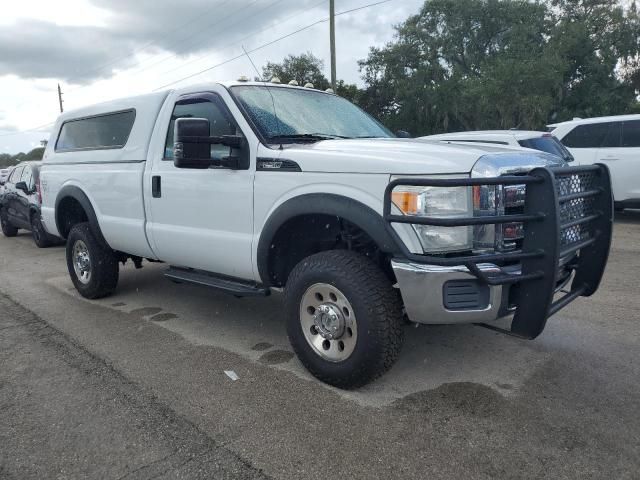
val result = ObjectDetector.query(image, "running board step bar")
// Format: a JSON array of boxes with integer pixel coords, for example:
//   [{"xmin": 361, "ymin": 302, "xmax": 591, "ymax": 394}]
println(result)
[{"xmin": 165, "ymin": 267, "xmax": 270, "ymax": 297}]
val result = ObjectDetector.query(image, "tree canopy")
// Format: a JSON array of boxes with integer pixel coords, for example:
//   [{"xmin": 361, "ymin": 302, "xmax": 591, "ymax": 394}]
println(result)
[
  {"xmin": 358, "ymin": 0, "xmax": 640, "ymax": 135},
  {"xmin": 0, "ymin": 148, "xmax": 44, "ymax": 168},
  {"xmin": 260, "ymin": 52, "xmax": 361, "ymax": 102}
]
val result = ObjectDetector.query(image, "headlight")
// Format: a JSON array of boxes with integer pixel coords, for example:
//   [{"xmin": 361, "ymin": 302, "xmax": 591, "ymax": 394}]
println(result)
[{"xmin": 391, "ymin": 185, "xmax": 473, "ymax": 253}]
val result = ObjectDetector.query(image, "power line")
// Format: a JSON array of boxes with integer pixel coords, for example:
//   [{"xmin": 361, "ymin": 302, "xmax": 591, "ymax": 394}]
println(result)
[
  {"xmin": 5, "ymin": 0, "xmax": 393, "ymax": 138},
  {"xmin": 67, "ymin": 0, "xmax": 233, "ymax": 91},
  {"xmin": 0, "ymin": 122, "xmax": 54, "ymax": 138},
  {"xmin": 154, "ymin": 0, "xmax": 394, "ymax": 91},
  {"xmin": 159, "ymin": 0, "xmax": 326, "ymax": 78},
  {"xmin": 121, "ymin": 0, "xmax": 285, "ymax": 80},
  {"xmin": 68, "ymin": 0, "xmax": 273, "ymax": 93}
]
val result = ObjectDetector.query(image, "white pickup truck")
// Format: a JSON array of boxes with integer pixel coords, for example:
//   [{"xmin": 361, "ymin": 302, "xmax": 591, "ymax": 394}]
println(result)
[{"xmin": 40, "ymin": 80, "xmax": 614, "ymax": 388}]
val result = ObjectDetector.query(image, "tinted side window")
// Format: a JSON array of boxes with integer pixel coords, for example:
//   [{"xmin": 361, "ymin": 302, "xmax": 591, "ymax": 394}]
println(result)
[
  {"xmin": 164, "ymin": 99, "xmax": 236, "ymax": 160},
  {"xmin": 600, "ymin": 122, "xmax": 622, "ymax": 148},
  {"xmin": 518, "ymin": 136, "xmax": 573, "ymax": 161},
  {"xmin": 562, "ymin": 122, "xmax": 620, "ymax": 148},
  {"xmin": 622, "ymin": 120, "xmax": 640, "ymax": 147},
  {"xmin": 55, "ymin": 110, "xmax": 136, "ymax": 152}
]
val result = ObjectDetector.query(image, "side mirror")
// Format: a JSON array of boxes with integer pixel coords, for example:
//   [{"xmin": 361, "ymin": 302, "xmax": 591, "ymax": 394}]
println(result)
[
  {"xmin": 396, "ymin": 130, "xmax": 412, "ymax": 138},
  {"xmin": 174, "ymin": 117, "xmax": 245, "ymax": 169},
  {"xmin": 174, "ymin": 118, "xmax": 212, "ymax": 169},
  {"xmin": 15, "ymin": 181, "xmax": 28, "ymax": 193}
]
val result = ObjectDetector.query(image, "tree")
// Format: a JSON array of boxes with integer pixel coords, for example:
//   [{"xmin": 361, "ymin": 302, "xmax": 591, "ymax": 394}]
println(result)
[
  {"xmin": 358, "ymin": 0, "xmax": 640, "ymax": 135},
  {"xmin": 261, "ymin": 52, "xmax": 361, "ymax": 101},
  {"xmin": 262, "ymin": 52, "xmax": 332, "ymax": 89},
  {"xmin": 548, "ymin": 0, "xmax": 640, "ymax": 120},
  {"xmin": 0, "ymin": 147, "xmax": 45, "ymax": 168}
]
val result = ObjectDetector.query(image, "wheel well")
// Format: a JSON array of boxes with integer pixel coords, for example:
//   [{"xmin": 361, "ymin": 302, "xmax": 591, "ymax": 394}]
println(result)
[
  {"xmin": 266, "ymin": 214, "xmax": 394, "ymax": 287},
  {"xmin": 56, "ymin": 196, "xmax": 89, "ymax": 238}
]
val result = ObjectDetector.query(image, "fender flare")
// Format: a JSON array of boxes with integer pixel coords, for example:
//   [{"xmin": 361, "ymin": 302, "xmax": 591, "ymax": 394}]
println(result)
[
  {"xmin": 55, "ymin": 185, "xmax": 109, "ymax": 247},
  {"xmin": 256, "ymin": 193, "xmax": 401, "ymax": 286}
]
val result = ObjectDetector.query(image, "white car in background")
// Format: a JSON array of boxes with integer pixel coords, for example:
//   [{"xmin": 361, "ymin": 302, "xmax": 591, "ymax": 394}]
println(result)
[
  {"xmin": 420, "ymin": 130, "xmax": 575, "ymax": 163},
  {"xmin": 549, "ymin": 115, "xmax": 640, "ymax": 211},
  {"xmin": 0, "ymin": 168, "xmax": 12, "ymax": 184},
  {"xmin": 0, "ymin": 167, "xmax": 14, "ymax": 194}
]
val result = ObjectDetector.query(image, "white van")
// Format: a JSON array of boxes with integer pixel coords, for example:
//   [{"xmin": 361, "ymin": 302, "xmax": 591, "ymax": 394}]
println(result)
[{"xmin": 549, "ymin": 115, "xmax": 640, "ymax": 210}]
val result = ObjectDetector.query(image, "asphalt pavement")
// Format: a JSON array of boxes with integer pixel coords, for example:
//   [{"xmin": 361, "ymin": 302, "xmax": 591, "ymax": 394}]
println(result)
[{"xmin": 1, "ymin": 211, "xmax": 639, "ymax": 479}]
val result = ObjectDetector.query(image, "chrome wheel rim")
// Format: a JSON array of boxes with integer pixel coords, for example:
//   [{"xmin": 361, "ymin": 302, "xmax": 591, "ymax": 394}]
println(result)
[
  {"xmin": 72, "ymin": 240, "xmax": 92, "ymax": 285},
  {"xmin": 300, "ymin": 283, "xmax": 357, "ymax": 362}
]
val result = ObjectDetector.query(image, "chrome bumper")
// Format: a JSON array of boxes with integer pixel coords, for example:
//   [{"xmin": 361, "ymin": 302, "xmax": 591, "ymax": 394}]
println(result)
[{"xmin": 392, "ymin": 260, "xmax": 510, "ymax": 325}]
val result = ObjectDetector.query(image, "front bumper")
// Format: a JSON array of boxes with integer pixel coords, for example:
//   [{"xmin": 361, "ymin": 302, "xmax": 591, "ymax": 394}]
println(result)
[
  {"xmin": 384, "ymin": 164, "xmax": 614, "ymax": 339},
  {"xmin": 392, "ymin": 261, "xmax": 506, "ymax": 324}
]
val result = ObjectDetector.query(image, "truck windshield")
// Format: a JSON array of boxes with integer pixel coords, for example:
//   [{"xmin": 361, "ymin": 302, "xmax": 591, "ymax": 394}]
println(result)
[{"xmin": 230, "ymin": 85, "xmax": 393, "ymax": 143}]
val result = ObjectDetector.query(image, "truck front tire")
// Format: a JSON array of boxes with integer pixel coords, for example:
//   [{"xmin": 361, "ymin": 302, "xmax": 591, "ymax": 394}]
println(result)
[
  {"xmin": 285, "ymin": 250, "xmax": 404, "ymax": 389},
  {"xmin": 66, "ymin": 222, "xmax": 119, "ymax": 299}
]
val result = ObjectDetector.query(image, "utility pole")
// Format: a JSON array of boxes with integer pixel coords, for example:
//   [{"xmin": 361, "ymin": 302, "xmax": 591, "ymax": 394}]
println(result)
[
  {"xmin": 57, "ymin": 83, "xmax": 64, "ymax": 113},
  {"xmin": 329, "ymin": 0, "xmax": 337, "ymax": 92}
]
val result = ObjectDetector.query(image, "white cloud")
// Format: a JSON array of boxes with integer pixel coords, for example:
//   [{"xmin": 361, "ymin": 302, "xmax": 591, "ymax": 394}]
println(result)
[{"xmin": 0, "ymin": 0, "xmax": 424, "ymax": 153}]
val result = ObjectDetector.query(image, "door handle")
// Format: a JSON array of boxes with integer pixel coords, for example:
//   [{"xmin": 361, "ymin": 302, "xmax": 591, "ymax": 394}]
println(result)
[
  {"xmin": 152, "ymin": 176, "xmax": 161, "ymax": 198},
  {"xmin": 600, "ymin": 157, "xmax": 619, "ymax": 161}
]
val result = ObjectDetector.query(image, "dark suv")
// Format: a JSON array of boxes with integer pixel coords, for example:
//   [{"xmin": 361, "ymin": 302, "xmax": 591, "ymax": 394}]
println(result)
[{"xmin": 0, "ymin": 161, "xmax": 59, "ymax": 247}]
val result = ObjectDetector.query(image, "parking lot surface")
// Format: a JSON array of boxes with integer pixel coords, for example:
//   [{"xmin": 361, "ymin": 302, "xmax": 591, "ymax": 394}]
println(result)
[{"xmin": 1, "ymin": 212, "xmax": 639, "ymax": 479}]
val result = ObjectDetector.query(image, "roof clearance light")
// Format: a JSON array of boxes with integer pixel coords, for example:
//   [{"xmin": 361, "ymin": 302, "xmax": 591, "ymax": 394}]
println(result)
[
  {"xmin": 237, "ymin": 75, "xmax": 249, "ymax": 82},
  {"xmin": 271, "ymin": 77, "xmax": 281, "ymax": 84},
  {"xmin": 304, "ymin": 82, "xmax": 314, "ymax": 89},
  {"xmin": 288, "ymin": 80, "xmax": 299, "ymax": 86}
]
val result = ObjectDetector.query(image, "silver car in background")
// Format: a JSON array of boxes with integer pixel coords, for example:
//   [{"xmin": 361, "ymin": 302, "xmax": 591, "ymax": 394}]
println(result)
[{"xmin": 420, "ymin": 130, "xmax": 574, "ymax": 163}]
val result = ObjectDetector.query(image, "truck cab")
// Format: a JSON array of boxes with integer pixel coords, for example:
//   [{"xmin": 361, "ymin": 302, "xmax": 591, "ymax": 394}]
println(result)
[{"xmin": 41, "ymin": 81, "xmax": 614, "ymax": 388}]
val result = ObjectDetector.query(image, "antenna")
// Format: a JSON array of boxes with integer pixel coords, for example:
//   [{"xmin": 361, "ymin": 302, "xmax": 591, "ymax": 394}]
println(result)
[{"xmin": 241, "ymin": 45, "xmax": 283, "ymax": 149}]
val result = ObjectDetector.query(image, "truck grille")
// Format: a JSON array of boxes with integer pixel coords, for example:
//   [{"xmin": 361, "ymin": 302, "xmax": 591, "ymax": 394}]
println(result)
[{"xmin": 491, "ymin": 170, "xmax": 598, "ymax": 254}]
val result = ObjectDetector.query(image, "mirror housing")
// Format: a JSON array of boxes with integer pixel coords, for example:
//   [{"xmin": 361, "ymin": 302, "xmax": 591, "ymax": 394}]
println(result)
[
  {"xmin": 173, "ymin": 117, "xmax": 246, "ymax": 169},
  {"xmin": 396, "ymin": 130, "xmax": 412, "ymax": 138},
  {"xmin": 174, "ymin": 118, "xmax": 212, "ymax": 169},
  {"xmin": 15, "ymin": 181, "xmax": 28, "ymax": 193}
]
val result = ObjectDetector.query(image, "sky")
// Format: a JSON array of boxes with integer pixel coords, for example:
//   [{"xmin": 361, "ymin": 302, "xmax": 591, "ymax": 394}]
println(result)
[{"xmin": 0, "ymin": 0, "xmax": 424, "ymax": 153}]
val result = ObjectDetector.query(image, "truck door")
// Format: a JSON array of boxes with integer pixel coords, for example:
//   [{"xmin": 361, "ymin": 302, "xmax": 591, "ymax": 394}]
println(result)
[{"xmin": 145, "ymin": 92, "xmax": 255, "ymax": 280}]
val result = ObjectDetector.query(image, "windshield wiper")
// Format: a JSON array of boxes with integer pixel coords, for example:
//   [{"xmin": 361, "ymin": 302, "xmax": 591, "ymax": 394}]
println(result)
[{"xmin": 267, "ymin": 133, "xmax": 350, "ymax": 143}]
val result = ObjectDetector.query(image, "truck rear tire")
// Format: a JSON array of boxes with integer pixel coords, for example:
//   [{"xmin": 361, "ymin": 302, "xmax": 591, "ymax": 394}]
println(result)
[
  {"xmin": 285, "ymin": 250, "xmax": 404, "ymax": 389},
  {"xmin": 66, "ymin": 222, "xmax": 119, "ymax": 299},
  {"xmin": 1, "ymin": 209, "xmax": 18, "ymax": 237}
]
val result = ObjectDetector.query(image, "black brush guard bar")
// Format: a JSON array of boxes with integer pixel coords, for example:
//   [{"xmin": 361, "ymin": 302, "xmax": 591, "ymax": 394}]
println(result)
[{"xmin": 383, "ymin": 164, "xmax": 613, "ymax": 339}]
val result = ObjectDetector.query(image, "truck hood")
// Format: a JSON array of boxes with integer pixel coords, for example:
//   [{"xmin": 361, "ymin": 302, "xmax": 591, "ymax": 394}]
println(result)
[{"xmin": 277, "ymin": 138, "xmax": 556, "ymax": 175}]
